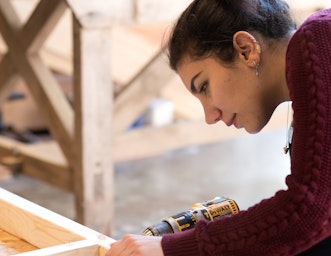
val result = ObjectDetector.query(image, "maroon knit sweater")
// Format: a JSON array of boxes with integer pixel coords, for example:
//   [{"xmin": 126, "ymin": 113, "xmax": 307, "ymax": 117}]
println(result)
[{"xmin": 161, "ymin": 8, "xmax": 331, "ymax": 256}]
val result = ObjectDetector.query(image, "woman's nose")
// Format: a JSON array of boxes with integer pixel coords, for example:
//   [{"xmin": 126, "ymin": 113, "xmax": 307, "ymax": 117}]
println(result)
[{"xmin": 203, "ymin": 106, "xmax": 221, "ymax": 125}]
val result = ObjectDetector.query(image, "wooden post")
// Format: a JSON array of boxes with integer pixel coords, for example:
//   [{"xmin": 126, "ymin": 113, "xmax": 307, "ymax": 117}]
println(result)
[{"xmin": 69, "ymin": 1, "xmax": 114, "ymax": 235}]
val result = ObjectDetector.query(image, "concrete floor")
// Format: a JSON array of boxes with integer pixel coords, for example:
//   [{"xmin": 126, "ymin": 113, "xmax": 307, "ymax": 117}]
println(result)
[{"xmin": 0, "ymin": 127, "xmax": 290, "ymax": 240}]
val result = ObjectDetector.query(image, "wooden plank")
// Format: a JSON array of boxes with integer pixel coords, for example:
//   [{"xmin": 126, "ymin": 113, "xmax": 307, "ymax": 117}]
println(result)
[
  {"xmin": 27, "ymin": 56, "xmax": 74, "ymax": 151},
  {"xmin": 0, "ymin": 188, "xmax": 114, "ymax": 248},
  {"xmin": 15, "ymin": 240, "xmax": 99, "ymax": 256},
  {"xmin": 0, "ymin": 136, "xmax": 71, "ymax": 191},
  {"xmin": 0, "ymin": 188, "xmax": 114, "ymax": 254},
  {"xmin": 20, "ymin": 142, "xmax": 72, "ymax": 191},
  {"xmin": 17, "ymin": 0, "xmax": 68, "ymax": 52},
  {"xmin": 72, "ymin": 15, "xmax": 114, "ymax": 234}
]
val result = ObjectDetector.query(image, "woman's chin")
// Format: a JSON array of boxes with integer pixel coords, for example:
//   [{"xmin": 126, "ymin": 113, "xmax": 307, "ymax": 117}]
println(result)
[{"xmin": 244, "ymin": 124, "xmax": 264, "ymax": 134}]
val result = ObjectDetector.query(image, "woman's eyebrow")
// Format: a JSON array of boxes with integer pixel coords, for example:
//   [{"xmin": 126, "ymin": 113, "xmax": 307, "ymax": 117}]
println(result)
[{"xmin": 190, "ymin": 72, "xmax": 202, "ymax": 93}]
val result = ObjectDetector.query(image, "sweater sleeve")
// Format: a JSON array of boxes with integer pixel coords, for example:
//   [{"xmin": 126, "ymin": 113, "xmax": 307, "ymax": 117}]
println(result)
[{"xmin": 161, "ymin": 9, "xmax": 331, "ymax": 256}]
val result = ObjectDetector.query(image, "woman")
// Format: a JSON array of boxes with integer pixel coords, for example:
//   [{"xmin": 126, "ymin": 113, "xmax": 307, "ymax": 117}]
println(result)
[{"xmin": 106, "ymin": 0, "xmax": 331, "ymax": 255}]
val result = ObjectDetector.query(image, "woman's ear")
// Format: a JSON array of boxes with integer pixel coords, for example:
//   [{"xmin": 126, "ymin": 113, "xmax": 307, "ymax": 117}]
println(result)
[{"xmin": 233, "ymin": 31, "xmax": 261, "ymax": 66}]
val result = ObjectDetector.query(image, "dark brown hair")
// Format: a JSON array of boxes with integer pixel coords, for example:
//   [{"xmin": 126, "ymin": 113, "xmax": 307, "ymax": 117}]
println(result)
[{"xmin": 168, "ymin": 0, "xmax": 296, "ymax": 70}]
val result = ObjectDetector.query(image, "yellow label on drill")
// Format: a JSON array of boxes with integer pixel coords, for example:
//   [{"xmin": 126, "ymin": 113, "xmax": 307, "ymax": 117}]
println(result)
[{"xmin": 208, "ymin": 202, "xmax": 234, "ymax": 219}]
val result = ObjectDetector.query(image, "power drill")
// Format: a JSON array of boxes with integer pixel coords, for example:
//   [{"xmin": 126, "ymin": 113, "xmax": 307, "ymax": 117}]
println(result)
[{"xmin": 142, "ymin": 197, "xmax": 239, "ymax": 236}]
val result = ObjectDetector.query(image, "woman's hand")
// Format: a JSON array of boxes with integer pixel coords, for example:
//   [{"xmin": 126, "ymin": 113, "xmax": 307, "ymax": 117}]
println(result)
[{"xmin": 105, "ymin": 234, "xmax": 164, "ymax": 256}]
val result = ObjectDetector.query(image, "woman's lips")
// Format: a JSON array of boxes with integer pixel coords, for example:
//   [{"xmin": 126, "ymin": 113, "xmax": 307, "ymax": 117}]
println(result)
[{"xmin": 226, "ymin": 114, "xmax": 236, "ymax": 127}]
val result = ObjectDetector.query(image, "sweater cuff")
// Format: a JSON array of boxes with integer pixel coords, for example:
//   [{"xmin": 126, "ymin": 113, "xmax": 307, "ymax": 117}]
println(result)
[{"xmin": 161, "ymin": 229, "xmax": 199, "ymax": 256}]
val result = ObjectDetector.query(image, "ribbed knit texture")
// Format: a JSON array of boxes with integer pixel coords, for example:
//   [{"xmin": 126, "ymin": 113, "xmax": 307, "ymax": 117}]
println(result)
[{"xmin": 161, "ymin": 8, "xmax": 331, "ymax": 256}]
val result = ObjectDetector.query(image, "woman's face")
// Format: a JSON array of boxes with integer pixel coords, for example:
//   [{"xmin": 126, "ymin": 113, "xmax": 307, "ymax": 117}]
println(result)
[{"xmin": 177, "ymin": 56, "xmax": 276, "ymax": 134}]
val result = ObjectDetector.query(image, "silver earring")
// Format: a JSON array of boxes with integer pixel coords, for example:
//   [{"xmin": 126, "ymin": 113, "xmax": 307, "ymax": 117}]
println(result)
[
  {"xmin": 255, "ymin": 63, "xmax": 260, "ymax": 76},
  {"xmin": 252, "ymin": 61, "xmax": 259, "ymax": 76}
]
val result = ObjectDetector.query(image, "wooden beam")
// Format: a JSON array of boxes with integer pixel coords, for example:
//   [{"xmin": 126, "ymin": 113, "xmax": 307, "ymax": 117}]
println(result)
[
  {"xmin": 0, "ymin": 136, "xmax": 71, "ymax": 191},
  {"xmin": 15, "ymin": 241, "xmax": 99, "ymax": 256},
  {"xmin": 72, "ymin": 14, "xmax": 114, "ymax": 234},
  {"xmin": 21, "ymin": 0, "xmax": 69, "ymax": 52}
]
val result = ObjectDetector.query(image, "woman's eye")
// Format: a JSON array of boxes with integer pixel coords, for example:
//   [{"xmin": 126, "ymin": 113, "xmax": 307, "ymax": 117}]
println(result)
[{"xmin": 200, "ymin": 82, "xmax": 208, "ymax": 94}]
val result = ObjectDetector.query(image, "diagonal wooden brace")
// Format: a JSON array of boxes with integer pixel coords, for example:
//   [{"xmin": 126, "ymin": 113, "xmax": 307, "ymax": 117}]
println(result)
[{"xmin": 0, "ymin": 0, "xmax": 74, "ymax": 164}]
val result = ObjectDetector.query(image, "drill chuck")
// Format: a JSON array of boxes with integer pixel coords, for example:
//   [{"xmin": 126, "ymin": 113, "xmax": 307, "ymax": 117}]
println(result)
[{"xmin": 142, "ymin": 197, "xmax": 239, "ymax": 236}]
